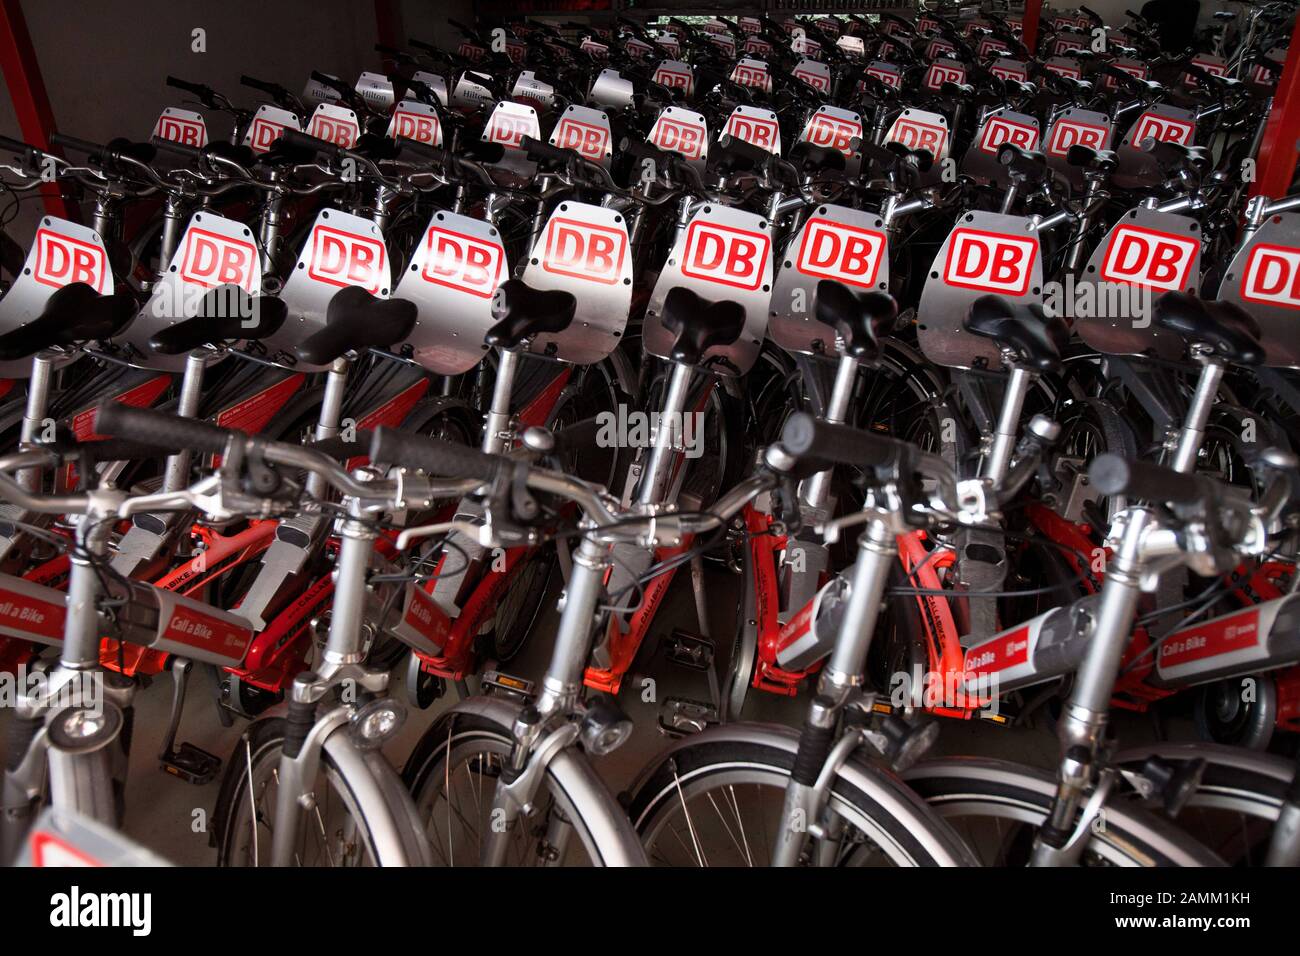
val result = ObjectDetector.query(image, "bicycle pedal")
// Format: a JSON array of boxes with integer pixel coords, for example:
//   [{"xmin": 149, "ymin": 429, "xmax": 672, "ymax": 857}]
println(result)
[
  {"xmin": 160, "ymin": 743, "xmax": 222, "ymax": 785},
  {"xmin": 658, "ymin": 696, "xmax": 717, "ymax": 737},
  {"xmin": 662, "ymin": 629, "xmax": 714, "ymax": 671},
  {"xmin": 482, "ymin": 669, "xmax": 534, "ymax": 701}
]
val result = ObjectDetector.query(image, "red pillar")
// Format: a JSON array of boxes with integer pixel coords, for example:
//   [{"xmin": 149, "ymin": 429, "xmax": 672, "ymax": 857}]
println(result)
[
  {"xmin": 1021, "ymin": 0, "xmax": 1042, "ymax": 57},
  {"xmin": 1250, "ymin": 15, "xmax": 1300, "ymax": 200},
  {"xmin": 0, "ymin": 0, "xmax": 68, "ymax": 218}
]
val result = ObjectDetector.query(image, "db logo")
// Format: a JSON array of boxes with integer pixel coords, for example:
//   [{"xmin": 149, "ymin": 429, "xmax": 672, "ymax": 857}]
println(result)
[
  {"xmin": 732, "ymin": 64, "xmax": 769, "ymax": 89},
  {"xmin": 458, "ymin": 42, "xmax": 484, "ymax": 61},
  {"xmin": 1241, "ymin": 244, "xmax": 1300, "ymax": 310},
  {"xmin": 506, "ymin": 40, "xmax": 527, "ymax": 62},
  {"xmin": 1045, "ymin": 62, "xmax": 1082, "ymax": 80},
  {"xmin": 653, "ymin": 67, "xmax": 692, "ymax": 90},
  {"xmin": 745, "ymin": 39, "xmax": 772, "ymax": 56},
  {"xmin": 978, "ymin": 117, "xmax": 1039, "ymax": 154},
  {"xmin": 978, "ymin": 39, "xmax": 1010, "ymax": 58},
  {"xmin": 867, "ymin": 66, "xmax": 902, "ymax": 89},
  {"xmin": 485, "ymin": 113, "xmax": 538, "ymax": 149},
  {"xmin": 248, "ymin": 117, "xmax": 292, "ymax": 153},
  {"xmin": 888, "ymin": 118, "xmax": 948, "ymax": 156},
  {"xmin": 178, "ymin": 229, "xmax": 258, "ymax": 290},
  {"xmin": 308, "ymin": 113, "xmax": 358, "ymax": 148},
  {"xmin": 390, "ymin": 109, "xmax": 441, "ymax": 146},
  {"xmin": 991, "ymin": 65, "xmax": 1028, "ymax": 83},
  {"xmin": 925, "ymin": 63, "xmax": 965, "ymax": 90},
  {"xmin": 421, "ymin": 228, "xmax": 503, "ymax": 298},
  {"xmin": 1130, "ymin": 112, "xmax": 1194, "ymax": 146},
  {"xmin": 1047, "ymin": 120, "xmax": 1108, "ymax": 156},
  {"xmin": 794, "ymin": 67, "xmax": 830, "ymax": 91},
  {"xmin": 307, "ymin": 226, "xmax": 386, "ymax": 294},
  {"xmin": 926, "ymin": 40, "xmax": 955, "ymax": 59},
  {"xmin": 542, "ymin": 219, "xmax": 627, "ymax": 285},
  {"xmin": 804, "ymin": 113, "xmax": 861, "ymax": 156},
  {"xmin": 1054, "ymin": 37, "xmax": 1084, "ymax": 54},
  {"xmin": 553, "ymin": 120, "xmax": 609, "ymax": 161},
  {"xmin": 724, "ymin": 113, "xmax": 779, "ymax": 152},
  {"xmin": 944, "ymin": 229, "xmax": 1038, "ymax": 296},
  {"xmin": 796, "ymin": 219, "xmax": 886, "ymax": 289},
  {"xmin": 650, "ymin": 117, "xmax": 705, "ymax": 159},
  {"xmin": 154, "ymin": 116, "xmax": 206, "ymax": 147},
  {"xmin": 681, "ymin": 221, "xmax": 770, "ymax": 291},
  {"xmin": 33, "ymin": 229, "xmax": 109, "ymax": 293},
  {"xmin": 1100, "ymin": 225, "xmax": 1198, "ymax": 291}
]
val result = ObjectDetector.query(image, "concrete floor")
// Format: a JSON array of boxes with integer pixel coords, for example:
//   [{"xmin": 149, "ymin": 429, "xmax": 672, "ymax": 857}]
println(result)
[{"xmin": 7, "ymin": 560, "xmax": 1172, "ymax": 865}]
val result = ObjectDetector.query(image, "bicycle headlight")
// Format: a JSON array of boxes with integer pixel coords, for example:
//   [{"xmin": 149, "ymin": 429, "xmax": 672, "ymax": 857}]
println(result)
[
  {"xmin": 349, "ymin": 699, "xmax": 406, "ymax": 750},
  {"xmin": 579, "ymin": 696, "xmax": 633, "ymax": 757}
]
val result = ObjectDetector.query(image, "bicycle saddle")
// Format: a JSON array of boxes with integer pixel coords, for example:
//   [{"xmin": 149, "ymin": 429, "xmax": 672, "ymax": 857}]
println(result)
[
  {"xmin": 815, "ymin": 280, "xmax": 896, "ymax": 361},
  {"xmin": 1066, "ymin": 144, "xmax": 1117, "ymax": 172},
  {"xmin": 149, "ymin": 286, "xmax": 288, "ymax": 354},
  {"xmin": 997, "ymin": 143, "xmax": 1051, "ymax": 181},
  {"xmin": 1154, "ymin": 291, "xmax": 1263, "ymax": 365},
  {"xmin": 485, "ymin": 278, "xmax": 577, "ymax": 350},
  {"xmin": 0, "ymin": 282, "xmax": 137, "ymax": 360},
  {"xmin": 787, "ymin": 141, "xmax": 847, "ymax": 175},
  {"xmin": 964, "ymin": 294, "xmax": 1068, "ymax": 372},
  {"xmin": 660, "ymin": 286, "xmax": 747, "ymax": 366},
  {"xmin": 293, "ymin": 286, "xmax": 417, "ymax": 365}
]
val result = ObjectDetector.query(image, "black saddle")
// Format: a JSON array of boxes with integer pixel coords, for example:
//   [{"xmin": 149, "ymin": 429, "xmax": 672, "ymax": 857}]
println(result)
[
  {"xmin": 149, "ymin": 285, "xmax": 288, "ymax": 354},
  {"xmin": 964, "ymin": 294, "xmax": 1069, "ymax": 372},
  {"xmin": 485, "ymin": 279, "xmax": 577, "ymax": 350},
  {"xmin": 0, "ymin": 282, "xmax": 136, "ymax": 360},
  {"xmin": 660, "ymin": 286, "xmax": 746, "ymax": 367},
  {"xmin": 293, "ymin": 286, "xmax": 417, "ymax": 365},
  {"xmin": 787, "ymin": 142, "xmax": 847, "ymax": 175},
  {"xmin": 1154, "ymin": 291, "xmax": 1263, "ymax": 366},
  {"xmin": 815, "ymin": 280, "xmax": 896, "ymax": 361}
]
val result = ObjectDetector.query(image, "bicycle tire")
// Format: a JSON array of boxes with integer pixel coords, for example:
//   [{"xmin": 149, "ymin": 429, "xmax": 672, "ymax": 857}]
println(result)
[
  {"xmin": 213, "ymin": 716, "xmax": 431, "ymax": 867},
  {"xmin": 402, "ymin": 696, "xmax": 646, "ymax": 866},
  {"xmin": 625, "ymin": 722, "xmax": 979, "ymax": 866},
  {"xmin": 904, "ymin": 756, "xmax": 1227, "ymax": 866}
]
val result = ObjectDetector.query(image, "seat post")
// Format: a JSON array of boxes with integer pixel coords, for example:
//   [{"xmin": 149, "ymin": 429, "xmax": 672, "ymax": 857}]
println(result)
[
  {"xmin": 18, "ymin": 351, "xmax": 57, "ymax": 493},
  {"xmin": 483, "ymin": 347, "xmax": 519, "ymax": 455},
  {"xmin": 1170, "ymin": 347, "xmax": 1224, "ymax": 473},
  {"xmin": 305, "ymin": 357, "xmax": 349, "ymax": 499},
  {"xmin": 637, "ymin": 360, "xmax": 696, "ymax": 507},
  {"xmin": 161, "ymin": 350, "xmax": 210, "ymax": 494},
  {"xmin": 983, "ymin": 353, "xmax": 1033, "ymax": 486},
  {"xmin": 801, "ymin": 353, "xmax": 859, "ymax": 509}
]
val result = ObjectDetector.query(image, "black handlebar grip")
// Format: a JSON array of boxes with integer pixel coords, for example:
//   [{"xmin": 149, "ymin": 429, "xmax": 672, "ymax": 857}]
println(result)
[
  {"xmin": 151, "ymin": 138, "xmax": 202, "ymax": 159},
  {"xmin": 520, "ymin": 135, "xmax": 573, "ymax": 167},
  {"xmin": 550, "ymin": 417, "xmax": 604, "ymax": 457},
  {"xmin": 278, "ymin": 128, "xmax": 342, "ymax": 158},
  {"xmin": 780, "ymin": 413, "xmax": 907, "ymax": 470},
  {"xmin": 369, "ymin": 427, "xmax": 506, "ymax": 481},
  {"xmin": 1087, "ymin": 455, "xmax": 1206, "ymax": 505},
  {"xmin": 166, "ymin": 76, "xmax": 209, "ymax": 97},
  {"xmin": 0, "ymin": 134, "xmax": 31, "ymax": 154},
  {"xmin": 49, "ymin": 132, "xmax": 106, "ymax": 156},
  {"xmin": 93, "ymin": 403, "xmax": 234, "ymax": 457}
]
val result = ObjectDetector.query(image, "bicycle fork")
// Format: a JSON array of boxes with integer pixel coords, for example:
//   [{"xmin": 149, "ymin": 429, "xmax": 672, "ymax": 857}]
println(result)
[
  {"xmin": 480, "ymin": 536, "xmax": 609, "ymax": 867},
  {"xmin": 772, "ymin": 515, "xmax": 897, "ymax": 866}
]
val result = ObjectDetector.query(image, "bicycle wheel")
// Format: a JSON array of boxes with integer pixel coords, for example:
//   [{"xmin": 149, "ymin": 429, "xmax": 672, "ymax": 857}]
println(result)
[
  {"xmin": 625, "ymin": 723, "xmax": 979, "ymax": 866},
  {"xmin": 401, "ymin": 698, "xmax": 645, "ymax": 866},
  {"xmin": 904, "ymin": 757, "xmax": 1226, "ymax": 866},
  {"xmin": 213, "ymin": 716, "xmax": 430, "ymax": 867}
]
